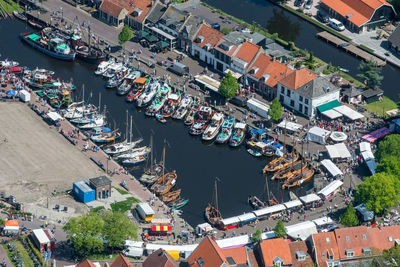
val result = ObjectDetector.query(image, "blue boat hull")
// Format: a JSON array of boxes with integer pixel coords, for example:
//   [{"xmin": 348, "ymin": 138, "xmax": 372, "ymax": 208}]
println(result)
[{"xmin": 20, "ymin": 34, "xmax": 75, "ymax": 61}]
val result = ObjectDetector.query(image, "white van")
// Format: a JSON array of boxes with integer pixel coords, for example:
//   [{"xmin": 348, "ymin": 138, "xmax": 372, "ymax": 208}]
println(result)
[{"xmin": 329, "ymin": 18, "xmax": 345, "ymax": 31}]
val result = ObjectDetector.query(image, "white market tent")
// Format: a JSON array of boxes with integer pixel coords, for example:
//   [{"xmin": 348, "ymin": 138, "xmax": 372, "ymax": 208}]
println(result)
[
  {"xmin": 318, "ymin": 180, "xmax": 343, "ymax": 199},
  {"xmin": 326, "ymin": 143, "xmax": 351, "ymax": 159},
  {"xmin": 146, "ymin": 243, "xmax": 198, "ymax": 253},
  {"xmin": 320, "ymin": 159, "xmax": 343, "ymax": 177},
  {"xmin": 261, "ymin": 231, "xmax": 276, "ymax": 240},
  {"xmin": 220, "ymin": 216, "xmax": 241, "ymax": 226},
  {"xmin": 277, "ymin": 120, "xmax": 303, "ymax": 132},
  {"xmin": 330, "ymin": 131, "xmax": 348, "ymax": 142},
  {"xmin": 307, "ymin": 127, "xmax": 331, "ymax": 145},
  {"xmin": 361, "ymin": 151, "xmax": 375, "ymax": 161},
  {"xmin": 194, "ymin": 75, "xmax": 220, "ymax": 93},
  {"xmin": 365, "ymin": 159, "xmax": 376, "ymax": 175},
  {"xmin": 333, "ymin": 105, "xmax": 364, "ymax": 121},
  {"xmin": 215, "ymin": 235, "xmax": 250, "ymax": 248},
  {"xmin": 32, "ymin": 229, "xmax": 50, "ymax": 244},
  {"xmin": 360, "ymin": 142, "xmax": 372, "ymax": 152},
  {"xmin": 283, "ymin": 199, "xmax": 303, "ymax": 209},
  {"xmin": 299, "ymin": 193, "xmax": 321, "ymax": 204},
  {"xmin": 312, "ymin": 216, "xmax": 334, "ymax": 226},
  {"xmin": 47, "ymin": 112, "xmax": 63, "ymax": 122},
  {"xmin": 252, "ymin": 204, "xmax": 286, "ymax": 217},
  {"xmin": 196, "ymin": 223, "xmax": 213, "ymax": 234},
  {"xmin": 238, "ymin": 212, "xmax": 257, "ymax": 223},
  {"xmin": 321, "ymin": 109, "xmax": 343, "ymax": 120},
  {"xmin": 125, "ymin": 240, "xmax": 144, "ymax": 248},
  {"xmin": 286, "ymin": 221, "xmax": 318, "ymax": 241}
]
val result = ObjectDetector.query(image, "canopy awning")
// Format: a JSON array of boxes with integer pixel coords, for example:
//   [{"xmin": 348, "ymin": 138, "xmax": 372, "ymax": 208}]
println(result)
[
  {"xmin": 286, "ymin": 221, "xmax": 317, "ymax": 241},
  {"xmin": 317, "ymin": 100, "xmax": 341, "ymax": 113},
  {"xmin": 283, "ymin": 199, "xmax": 303, "ymax": 209},
  {"xmin": 47, "ymin": 112, "xmax": 63, "ymax": 122},
  {"xmin": 220, "ymin": 216, "xmax": 240, "ymax": 226},
  {"xmin": 326, "ymin": 143, "xmax": 351, "ymax": 159},
  {"xmin": 151, "ymin": 225, "xmax": 172, "ymax": 232},
  {"xmin": 321, "ymin": 109, "xmax": 343, "ymax": 120},
  {"xmin": 359, "ymin": 141, "xmax": 371, "ymax": 152},
  {"xmin": 333, "ymin": 105, "xmax": 364, "ymax": 121},
  {"xmin": 149, "ymin": 26, "xmax": 175, "ymax": 40},
  {"xmin": 299, "ymin": 193, "xmax": 321, "ymax": 204},
  {"xmin": 196, "ymin": 223, "xmax": 213, "ymax": 233},
  {"xmin": 361, "ymin": 151, "xmax": 375, "ymax": 161},
  {"xmin": 362, "ymin": 127, "xmax": 392, "ymax": 143},
  {"xmin": 238, "ymin": 212, "xmax": 257, "ymax": 223},
  {"xmin": 312, "ymin": 216, "xmax": 333, "ymax": 226},
  {"xmin": 307, "ymin": 127, "xmax": 330, "ymax": 145},
  {"xmin": 330, "ymin": 131, "xmax": 348, "ymax": 142},
  {"xmin": 277, "ymin": 120, "xmax": 302, "ymax": 132},
  {"xmin": 137, "ymin": 30, "xmax": 149, "ymax": 38},
  {"xmin": 215, "ymin": 235, "xmax": 250, "ymax": 248},
  {"xmin": 252, "ymin": 204, "xmax": 286, "ymax": 217},
  {"xmin": 320, "ymin": 159, "xmax": 343, "ymax": 177},
  {"xmin": 318, "ymin": 180, "xmax": 343, "ymax": 198},
  {"xmin": 195, "ymin": 75, "xmax": 220, "ymax": 93},
  {"xmin": 224, "ymin": 69, "xmax": 242, "ymax": 79}
]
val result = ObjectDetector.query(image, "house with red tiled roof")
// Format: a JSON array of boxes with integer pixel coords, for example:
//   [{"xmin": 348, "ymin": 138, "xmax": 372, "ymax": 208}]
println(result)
[
  {"xmin": 309, "ymin": 232, "xmax": 340, "ymax": 267},
  {"xmin": 256, "ymin": 238, "xmax": 293, "ymax": 266},
  {"xmin": 143, "ymin": 248, "xmax": 178, "ymax": 267},
  {"xmin": 230, "ymin": 42, "xmax": 262, "ymax": 75},
  {"xmin": 75, "ymin": 259, "xmax": 98, "ymax": 267},
  {"xmin": 320, "ymin": 0, "xmax": 396, "ymax": 32},
  {"xmin": 188, "ymin": 236, "xmax": 231, "ymax": 267},
  {"xmin": 288, "ymin": 241, "xmax": 313, "ymax": 267},
  {"xmin": 247, "ymin": 53, "xmax": 294, "ymax": 100},
  {"xmin": 99, "ymin": 0, "xmax": 153, "ymax": 29},
  {"xmin": 111, "ymin": 254, "xmax": 135, "ymax": 267},
  {"xmin": 191, "ymin": 23, "xmax": 224, "ymax": 66},
  {"xmin": 369, "ymin": 225, "xmax": 400, "ymax": 252},
  {"xmin": 277, "ymin": 68, "xmax": 340, "ymax": 117}
]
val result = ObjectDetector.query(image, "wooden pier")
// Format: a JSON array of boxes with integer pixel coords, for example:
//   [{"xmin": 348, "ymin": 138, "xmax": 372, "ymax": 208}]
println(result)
[{"xmin": 317, "ymin": 31, "xmax": 386, "ymax": 67}]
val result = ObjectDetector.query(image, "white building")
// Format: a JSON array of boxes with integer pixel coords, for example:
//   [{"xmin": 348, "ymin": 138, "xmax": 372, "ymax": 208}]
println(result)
[{"xmin": 277, "ymin": 68, "xmax": 340, "ymax": 118}]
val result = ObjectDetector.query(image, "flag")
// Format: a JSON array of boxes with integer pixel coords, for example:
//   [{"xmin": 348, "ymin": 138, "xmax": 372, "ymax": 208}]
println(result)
[
  {"xmin": 364, "ymin": 79, "xmax": 367, "ymax": 85},
  {"xmin": 57, "ymin": 78, "xmax": 61, "ymax": 83}
]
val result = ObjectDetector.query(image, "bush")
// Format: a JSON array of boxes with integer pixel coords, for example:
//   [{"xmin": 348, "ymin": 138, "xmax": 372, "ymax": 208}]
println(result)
[
  {"xmin": 221, "ymin": 27, "xmax": 232, "ymax": 35},
  {"xmin": 27, "ymin": 237, "xmax": 44, "ymax": 265}
]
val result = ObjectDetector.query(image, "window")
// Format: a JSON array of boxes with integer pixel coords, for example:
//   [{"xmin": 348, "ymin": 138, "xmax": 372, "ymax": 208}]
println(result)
[
  {"xmin": 286, "ymin": 89, "xmax": 290, "ymax": 97},
  {"xmin": 299, "ymin": 95, "xmax": 303, "ymax": 102},
  {"xmin": 305, "ymin": 98, "xmax": 309, "ymax": 104},
  {"xmin": 296, "ymin": 251, "xmax": 306, "ymax": 261},
  {"xmin": 299, "ymin": 103, "xmax": 303, "ymax": 113},
  {"xmin": 280, "ymin": 94, "xmax": 284, "ymax": 103},
  {"xmin": 305, "ymin": 106, "xmax": 308, "ymax": 115},
  {"xmin": 345, "ymin": 249, "xmax": 354, "ymax": 257},
  {"xmin": 290, "ymin": 100, "xmax": 294, "ymax": 107},
  {"xmin": 362, "ymin": 247, "xmax": 372, "ymax": 256},
  {"xmin": 389, "ymin": 236, "xmax": 393, "ymax": 242},
  {"xmin": 322, "ymin": 252, "xmax": 325, "ymax": 258},
  {"xmin": 362, "ymin": 234, "xmax": 367, "ymax": 240},
  {"xmin": 197, "ymin": 257, "xmax": 204, "ymax": 267},
  {"xmin": 345, "ymin": 236, "xmax": 350, "ymax": 242},
  {"xmin": 327, "ymin": 249, "xmax": 333, "ymax": 260}
]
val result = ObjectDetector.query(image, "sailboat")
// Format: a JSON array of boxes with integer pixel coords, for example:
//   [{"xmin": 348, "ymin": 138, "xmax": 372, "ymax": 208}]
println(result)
[
  {"xmin": 150, "ymin": 145, "xmax": 177, "ymax": 195},
  {"xmin": 204, "ymin": 178, "xmax": 222, "ymax": 226},
  {"xmin": 161, "ymin": 189, "xmax": 181, "ymax": 203},
  {"xmin": 103, "ymin": 112, "xmax": 143, "ymax": 155},
  {"xmin": 140, "ymin": 135, "xmax": 163, "ymax": 185}
]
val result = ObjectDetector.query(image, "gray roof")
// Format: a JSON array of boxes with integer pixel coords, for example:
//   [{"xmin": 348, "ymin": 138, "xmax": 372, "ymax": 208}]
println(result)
[
  {"xmin": 223, "ymin": 31, "xmax": 250, "ymax": 45},
  {"xmin": 342, "ymin": 86, "xmax": 363, "ymax": 97},
  {"xmin": 362, "ymin": 88, "xmax": 384, "ymax": 98},
  {"xmin": 159, "ymin": 6, "xmax": 188, "ymax": 31},
  {"xmin": 182, "ymin": 16, "xmax": 203, "ymax": 40},
  {"xmin": 89, "ymin": 176, "xmax": 111, "ymax": 187},
  {"xmin": 146, "ymin": 3, "xmax": 166, "ymax": 24},
  {"xmin": 264, "ymin": 42, "xmax": 290, "ymax": 58},
  {"xmin": 296, "ymin": 76, "xmax": 340, "ymax": 99},
  {"xmin": 388, "ymin": 25, "xmax": 400, "ymax": 47}
]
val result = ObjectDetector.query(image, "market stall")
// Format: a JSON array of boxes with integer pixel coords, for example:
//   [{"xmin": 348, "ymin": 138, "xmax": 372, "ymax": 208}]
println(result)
[
  {"xmin": 320, "ymin": 159, "xmax": 343, "ymax": 178},
  {"xmin": 317, "ymin": 180, "xmax": 343, "ymax": 200},
  {"xmin": 325, "ymin": 143, "xmax": 351, "ymax": 160},
  {"xmin": 307, "ymin": 127, "xmax": 331, "ymax": 145}
]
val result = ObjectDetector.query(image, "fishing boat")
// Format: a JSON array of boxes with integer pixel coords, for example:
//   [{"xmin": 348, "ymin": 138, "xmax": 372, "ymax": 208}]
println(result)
[
  {"xmin": 189, "ymin": 106, "xmax": 213, "ymax": 135},
  {"xmin": 95, "ymin": 59, "xmax": 114, "ymax": 75},
  {"xmin": 172, "ymin": 94, "xmax": 193, "ymax": 119},
  {"xmin": 121, "ymin": 155, "xmax": 147, "ymax": 166},
  {"xmin": 282, "ymin": 167, "xmax": 314, "ymax": 189},
  {"xmin": 145, "ymin": 83, "xmax": 171, "ymax": 116},
  {"xmin": 91, "ymin": 130, "xmax": 122, "ymax": 143},
  {"xmin": 116, "ymin": 146, "xmax": 150, "ymax": 160},
  {"xmin": 20, "ymin": 32, "xmax": 76, "ymax": 61},
  {"xmin": 248, "ymin": 195, "xmax": 267, "ymax": 209},
  {"xmin": 205, "ymin": 179, "xmax": 222, "ymax": 226},
  {"xmin": 106, "ymin": 66, "xmax": 130, "ymax": 88},
  {"xmin": 126, "ymin": 77, "xmax": 148, "ymax": 102},
  {"xmin": 161, "ymin": 189, "xmax": 181, "ymax": 203},
  {"xmin": 70, "ymin": 31, "xmax": 107, "ymax": 64},
  {"xmin": 202, "ymin": 112, "xmax": 224, "ymax": 141},
  {"xmin": 184, "ymin": 97, "xmax": 201, "ymax": 126},
  {"xmin": 263, "ymin": 153, "xmax": 299, "ymax": 173},
  {"xmin": 102, "ymin": 62, "xmax": 123, "ymax": 79},
  {"xmin": 117, "ymin": 71, "xmax": 141, "ymax": 95},
  {"xmin": 168, "ymin": 198, "xmax": 189, "ymax": 209},
  {"xmin": 13, "ymin": 11, "xmax": 27, "ymax": 21},
  {"xmin": 215, "ymin": 117, "xmax": 235, "ymax": 144},
  {"xmin": 136, "ymin": 80, "xmax": 160, "ymax": 107},
  {"xmin": 228, "ymin": 122, "xmax": 247, "ymax": 147},
  {"xmin": 160, "ymin": 92, "xmax": 181, "ymax": 118}
]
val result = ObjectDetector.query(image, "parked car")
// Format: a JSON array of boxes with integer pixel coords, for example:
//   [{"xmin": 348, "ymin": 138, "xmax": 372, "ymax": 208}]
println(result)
[
  {"xmin": 304, "ymin": 0, "xmax": 313, "ymax": 9},
  {"xmin": 294, "ymin": 0, "xmax": 304, "ymax": 7},
  {"xmin": 329, "ymin": 18, "xmax": 345, "ymax": 31},
  {"xmin": 316, "ymin": 10, "xmax": 330, "ymax": 23}
]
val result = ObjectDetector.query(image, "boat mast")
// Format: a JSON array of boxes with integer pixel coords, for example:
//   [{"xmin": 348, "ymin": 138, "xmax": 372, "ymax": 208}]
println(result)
[
  {"xmin": 214, "ymin": 178, "xmax": 219, "ymax": 211},
  {"xmin": 301, "ymin": 141, "xmax": 304, "ymax": 177},
  {"xmin": 150, "ymin": 134, "xmax": 153, "ymax": 171},
  {"xmin": 125, "ymin": 110, "xmax": 128, "ymax": 142},
  {"xmin": 283, "ymin": 120, "xmax": 286, "ymax": 158},
  {"xmin": 98, "ymin": 92, "xmax": 101, "ymax": 113},
  {"xmin": 130, "ymin": 115, "xmax": 133, "ymax": 143},
  {"xmin": 162, "ymin": 144, "xmax": 166, "ymax": 182}
]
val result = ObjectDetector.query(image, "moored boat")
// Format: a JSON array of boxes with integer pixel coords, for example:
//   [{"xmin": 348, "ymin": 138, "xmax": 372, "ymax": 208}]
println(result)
[
  {"xmin": 13, "ymin": 11, "xmax": 27, "ymax": 21},
  {"xmin": 145, "ymin": 83, "xmax": 171, "ymax": 116},
  {"xmin": 263, "ymin": 153, "xmax": 299, "ymax": 173},
  {"xmin": 126, "ymin": 77, "xmax": 148, "ymax": 102},
  {"xmin": 188, "ymin": 106, "xmax": 213, "ymax": 135},
  {"xmin": 271, "ymin": 160, "xmax": 304, "ymax": 180},
  {"xmin": 228, "ymin": 122, "xmax": 247, "ymax": 147},
  {"xmin": 202, "ymin": 112, "xmax": 224, "ymax": 141},
  {"xmin": 95, "ymin": 59, "xmax": 114, "ymax": 75},
  {"xmin": 172, "ymin": 94, "xmax": 193, "ymax": 119},
  {"xmin": 136, "ymin": 80, "xmax": 160, "ymax": 107},
  {"xmin": 117, "ymin": 71, "xmax": 140, "ymax": 95},
  {"xmin": 161, "ymin": 189, "xmax": 181, "ymax": 203},
  {"xmin": 168, "ymin": 198, "xmax": 189, "ymax": 209},
  {"xmin": 116, "ymin": 146, "xmax": 150, "ymax": 160},
  {"xmin": 160, "ymin": 92, "xmax": 181, "ymax": 118},
  {"xmin": 184, "ymin": 97, "xmax": 201, "ymax": 125},
  {"xmin": 215, "ymin": 117, "xmax": 235, "ymax": 144},
  {"xmin": 282, "ymin": 167, "xmax": 314, "ymax": 189},
  {"xmin": 121, "ymin": 155, "xmax": 147, "ymax": 166},
  {"xmin": 91, "ymin": 130, "xmax": 122, "ymax": 143}
]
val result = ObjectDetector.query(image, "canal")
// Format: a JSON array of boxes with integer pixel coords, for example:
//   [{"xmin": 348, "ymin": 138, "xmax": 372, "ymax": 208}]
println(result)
[
  {"xmin": 204, "ymin": 0, "xmax": 400, "ymax": 101},
  {"xmin": 1, "ymin": 19, "xmax": 312, "ymax": 226}
]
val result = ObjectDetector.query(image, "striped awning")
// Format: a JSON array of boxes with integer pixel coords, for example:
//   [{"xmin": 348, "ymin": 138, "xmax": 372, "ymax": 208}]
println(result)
[{"xmin": 151, "ymin": 225, "xmax": 172, "ymax": 232}]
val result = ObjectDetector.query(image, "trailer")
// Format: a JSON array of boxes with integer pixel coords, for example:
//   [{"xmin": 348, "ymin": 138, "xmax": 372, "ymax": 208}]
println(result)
[
  {"xmin": 73, "ymin": 180, "xmax": 95, "ymax": 203},
  {"xmin": 136, "ymin": 202, "xmax": 155, "ymax": 222},
  {"xmin": 246, "ymin": 98, "xmax": 270, "ymax": 119},
  {"xmin": 30, "ymin": 229, "xmax": 56, "ymax": 253}
]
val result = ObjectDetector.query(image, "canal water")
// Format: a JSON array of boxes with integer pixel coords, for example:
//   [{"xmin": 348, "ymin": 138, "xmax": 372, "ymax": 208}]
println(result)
[
  {"xmin": 204, "ymin": 0, "xmax": 400, "ymax": 101},
  {"xmin": 1, "ymin": 19, "xmax": 312, "ymax": 226}
]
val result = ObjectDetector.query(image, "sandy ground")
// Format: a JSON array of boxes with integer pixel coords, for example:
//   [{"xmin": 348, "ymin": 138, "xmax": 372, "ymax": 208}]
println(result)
[{"xmin": 0, "ymin": 102, "xmax": 103, "ymax": 221}]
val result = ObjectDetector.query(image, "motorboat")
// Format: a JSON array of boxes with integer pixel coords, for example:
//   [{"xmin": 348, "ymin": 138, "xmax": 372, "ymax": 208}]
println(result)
[
  {"xmin": 202, "ymin": 112, "xmax": 224, "ymax": 141},
  {"xmin": 188, "ymin": 106, "xmax": 213, "ymax": 135},
  {"xmin": 126, "ymin": 77, "xmax": 148, "ymax": 102},
  {"xmin": 63, "ymin": 103, "xmax": 97, "ymax": 119},
  {"xmin": 13, "ymin": 11, "xmax": 27, "ymax": 21},
  {"xmin": 102, "ymin": 62, "xmax": 123, "ymax": 79},
  {"xmin": 160, "ymin": 92, "xmax": 181, "ymax": 118},
  {"xmin": 246, "ymin": 141, "xmax": 269, "ymax": 157},
  {"xmin": 71, "ymin": 113, "xmax": 104, "ymax": 124},
  {"xmin": 215, "ymin": 117, "xmax": 235, "ymax": 144},
  {"xmin": 117, "ymin": 71, "xmax": 140, "ymax": 95},
  {"xmin": 145, "ymin": 83, "xmax": 171, "ymax": 116},
  {"xmin": 95, "ymin": 59, "xmax": 114, "ymax": 75},
  {"xmin": 172, "ymin": 94, "xmax": 193, "ymax": 119},
  {"xmin": 136, "ymin": 80, "xmax": 160, "ymax": 107},
  {"xmin": 184, "ymin": 97, "xmax": 201, "ymax": 126},
  {"xmin": 103, "ymin": 139, "xmax": 143, "ymax": 155},
  {"xmin": 229, "ymin": 122, "xmax": 247, "ymax": 147},
  {"xmin": 106, "ymin": 66, "xmax": 130, "ymax": 88}
]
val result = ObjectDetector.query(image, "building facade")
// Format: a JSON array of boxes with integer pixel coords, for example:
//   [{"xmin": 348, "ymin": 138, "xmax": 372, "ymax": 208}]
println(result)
[{"xmin": 89, "ymin": 176, "xmax": 112, "ymax": 200}]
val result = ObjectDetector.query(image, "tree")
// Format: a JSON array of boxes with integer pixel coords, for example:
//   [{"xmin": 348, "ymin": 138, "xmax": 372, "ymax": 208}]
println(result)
[
  {"xmin": 218, "ymin": 72, "xmax": 238, "ymax": 99},
  {"xmin": 376, "ymin": 155, "xmax": 400, "ymax": 178},
  {"xmin": 374, "ymin": 244, "xmax": 400, "ymax": 266},
  {"xmin": 102, "ymin": 211, "xmax": 138, "ymax": 250},
  {"xmin": 63, "ymin": 213, "xmax": 104, "ymax": 257},
  {"xmin": 390, "ymin": 0, "xmax": 400, "ymax": 14},
  {"xmin": 274, "ymin": 220, "xmax": 287, "ymax": 238},
  {"xmin": 268, "ymin": 98, "xmax": 282, "ymax": 121},
  {"xmin": 355, "ymin": 172, "xmax": 400, "ymax": 215},
  {"xmin": 250, "ymin": 229, "xmax": 262, "ymax": 243},
  {"xmin": 339, "ymin": 202, "xmax": 359, "ymax": 227},
  {"xmin": 118, "ymin": 25, "xmax": 133, "ymax": 49},
  {"xmin": 376, "ymin": 134, "xmax": 400, "ymax": 162},
  {"xmin": 357, "ymin": 60, "xmax": 383, "ymax": 89},
  {"xmin": 220, "ymin": 27, "xmax": 232, "ymax": 35}
]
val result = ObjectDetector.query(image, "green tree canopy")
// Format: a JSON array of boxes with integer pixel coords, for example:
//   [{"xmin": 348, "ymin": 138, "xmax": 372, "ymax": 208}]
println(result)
[
  {"xmin": 63, "ymin": 213, "xmax": 104, "ymax": 257},
  {"xmin": 274, "ymin": 220, "xmax": 287, "ymax": 238},
  {"xmin": 339, "ymin": 202, "xmax": 359, "ymax": 227},
  {"xmin": 103, "ymin": 211, "xmax": 138, "ymax": 250},
  {"xmin": 268, "ymin": 98, "xmax": 282, "ymax": 121},
  {"xmin": 376, "ymin": 155, "xmax": 400, "ymax": 178},
  {"xmin": 357, "ymin": 60, "xmax": 383, "ymax": 89},
  {"xmin": 221, "ymin": 27, "xmax": 232, "ymax": 35},
  {"xmin": 355, "ymin": 172, "xmax": 400, "ymax": 215},
  {"xmin": 376, "ymin": 134, "xmax": 400, "ymax": 162},
  {"xmin": 218, "ymin": 72, "xmax": 238, "ymax": 99},
  {"xmin": 118, "ymin": 25, "xmax": 133, "ymax": 48},
  {"xmin": 250, "ymin": 229, "xmax": 262, "ymax": 243}
]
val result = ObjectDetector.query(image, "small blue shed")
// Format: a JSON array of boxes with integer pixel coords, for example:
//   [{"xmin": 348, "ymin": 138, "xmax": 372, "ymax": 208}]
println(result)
[{"xmin": 73, "ymin": 180, "xmax": 95, "ymax": 203}]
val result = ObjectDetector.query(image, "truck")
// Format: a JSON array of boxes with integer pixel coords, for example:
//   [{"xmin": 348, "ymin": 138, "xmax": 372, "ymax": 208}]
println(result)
[
  {"xmin": 246, "ymin": 98, "xmax": 270, "ymax": 119},
  {"xmin": 136, "ymin": 202, "xmax": 155, "ymax": 222},
  {"xmin": 168, "ymin": 62, "xmax": 189, "ymax": 76}
]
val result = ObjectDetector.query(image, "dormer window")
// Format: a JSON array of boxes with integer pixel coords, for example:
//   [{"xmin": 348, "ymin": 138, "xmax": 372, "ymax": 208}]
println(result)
[
  {"xmin": 362, "ymin": 247, "xmax": 371, "ymax": 256},
  {"xmin": 197, "ymin": 257, "xmax": 204, "ymax": 267},
  {"xmin": 273, "ymin": 256, "xmax": 283, "ymax": 267},
  {"xmin": 346, "ymin": 249, "xmax": 355, "ymax": 258},
  {"xmin": 389, "ymin": 236, "xmax": 393, "ymax": 242},
  {"xmin": 250, "ymin": 67, "xmax": 259, "ymax": 74},
  {"xmin": 204, "ymin": 43, "xmax": 211, "ymax": 51},
  {"xmin": 195, "ymin": 36, "xmax": 204, "ymax": 43},
  {"xmin": 296, "ymin": 251, "xmax": 306, "ymax": 261},
  {"xmin": 327, "ymin": 249, "xmax": 334, "ymax": 260}
]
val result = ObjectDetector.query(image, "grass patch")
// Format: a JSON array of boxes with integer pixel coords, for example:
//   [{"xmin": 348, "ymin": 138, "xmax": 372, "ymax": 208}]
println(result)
[
  {"xmin": 358, "ymin": 44, "xmax": 375, "ymax": 53},
  {"xmin": 88, "ymin": 252, "xmax": 119, "ymax": 261},
  {"xmin": 339, "ymin": 71, "xmax": 366, "ymax": 88},
  {"xmin": 0, "ymin": 0, "xmax": 22, "ymax": 13},
  {"xmin": 364, "ymin": 96, "xmax": 398, "ymax": 117},
  {"xmin": 112, "ymin": 186, "xmax": 129, "ymax": 195},
  {"xmin": 3, "ymin": 240, "xmax": 35, "ymax": 267},
  {"xmin": 111, "ymin": 197, "xmax": 139, "ymax": 212},
  {"xmin": 91, "ymin": 206, "xmax": 105, "ymax": 212}
]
